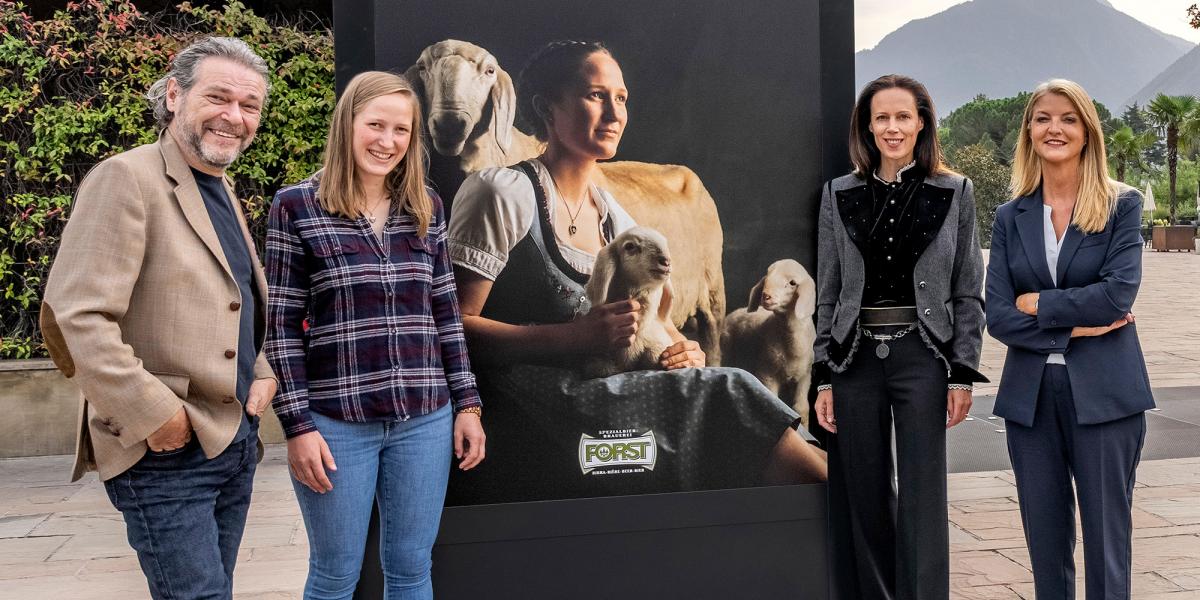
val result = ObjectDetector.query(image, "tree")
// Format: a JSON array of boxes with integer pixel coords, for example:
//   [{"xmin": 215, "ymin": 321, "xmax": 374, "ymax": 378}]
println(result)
[
  {"xmin": 1107, "ymin": 125, "xmax": 1156, "ymax": 183},
  {"xmin": 940, "ymin": 93, "xmax": 1118, "ymax": 166},
  {"xmin": 1122, "ymin": 103, "xmax": 1150, "ymax": 133},
  {"xmin": 1120, "ymin": 102, "xmax": 1166, "ymax": 167},
  {"xmin": 1092, "ymin": 101, "xmax": 1123, "ymax": 138},
  {"xmin": 1146, "ymin": 94, "xmax": 1199, "ymax": 224},
  {"xmin": 948, "ymin": 144, "xmax": 1011, "ymax": 248},
  {"xmin": 940, "ymin": 94, "xmax": 1029, "ymax": 165}
]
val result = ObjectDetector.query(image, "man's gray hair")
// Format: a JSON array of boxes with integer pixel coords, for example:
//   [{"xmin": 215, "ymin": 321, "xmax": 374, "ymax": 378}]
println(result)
[{"xmin": 146, "ymin": 36, "xmax": 271, "ymax": 128}]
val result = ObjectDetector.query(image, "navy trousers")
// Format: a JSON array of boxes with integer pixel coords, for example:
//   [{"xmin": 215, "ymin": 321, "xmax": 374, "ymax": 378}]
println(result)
[
  {"xmin": 104, "ymin": 436, "xmax": 258, "ymax": 600},
  {"xmin": 1006, "ymin": 364, "xmax": 1146, "ymax": 600}
]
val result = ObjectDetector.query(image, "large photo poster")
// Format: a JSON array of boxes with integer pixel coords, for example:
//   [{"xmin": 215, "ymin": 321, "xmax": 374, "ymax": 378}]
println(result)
[{"xmin": 347, "ymin": 0, "xmax": 852, "ymax": 504}]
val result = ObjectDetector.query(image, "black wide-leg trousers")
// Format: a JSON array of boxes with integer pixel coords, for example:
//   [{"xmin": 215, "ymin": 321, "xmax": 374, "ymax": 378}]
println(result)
[
  {"xmin": 828, "ymin": 330, "xmax": 950, "ymax": 600},
  {"xmin": 1006, "ymin": 364, "xmax": 1145, "ymax": 600}
]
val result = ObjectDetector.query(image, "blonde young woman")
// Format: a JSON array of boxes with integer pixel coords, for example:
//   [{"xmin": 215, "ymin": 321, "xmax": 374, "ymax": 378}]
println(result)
[
  {"xmin": 265, "ymin": 71, "xmax": 485, "ymax": 600},
  {"xmin": 986, "ymin": 79, "xmax": 1152, "ymax": 600}
]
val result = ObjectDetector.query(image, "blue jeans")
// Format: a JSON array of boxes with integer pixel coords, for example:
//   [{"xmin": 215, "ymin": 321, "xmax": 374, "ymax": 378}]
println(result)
[
  {"xmin": 295, "ymin": 405, "xmax": 453, "ymax": 600},
  {"xmin": 104, "ymin": 435, "xmax": 258, "ymax": 600}
]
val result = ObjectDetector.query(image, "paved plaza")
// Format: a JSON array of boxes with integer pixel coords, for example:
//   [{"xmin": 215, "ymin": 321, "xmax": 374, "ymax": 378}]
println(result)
[{"xmin": 0, "ymin": 249, "xmax": 1197, "ymax": 599}]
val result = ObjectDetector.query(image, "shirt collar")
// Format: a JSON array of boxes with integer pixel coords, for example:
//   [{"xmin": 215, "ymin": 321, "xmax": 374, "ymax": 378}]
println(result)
[{"xmin": 873, "ymin": 160, "xmax": 917, "ymax": 185}]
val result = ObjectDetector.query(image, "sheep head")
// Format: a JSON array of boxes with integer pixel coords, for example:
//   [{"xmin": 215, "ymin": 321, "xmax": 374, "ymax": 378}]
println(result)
[
  {"xmin": 586, "ymin": 227, "xmax": 673, "ymax": 307},
  {"xmin": 747, "ymin": 259, "xmax": 815, "ymax": 318},
  {"xmin": 405, "ymin": 40, "xmax": 515, "ymax": 158}
]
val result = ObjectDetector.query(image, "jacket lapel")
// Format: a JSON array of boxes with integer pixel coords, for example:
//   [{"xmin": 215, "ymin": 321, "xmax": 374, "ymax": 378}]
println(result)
[
  {"xmin": 1055, "ymin": 224, "xmax": 1085, "ymax": 287},
  {"xmin": 159, "ymin": 130, "xmax": 234, "ymax": 281},
  {"xmin": 832, "ymin": 184, "xmax": 869, "ymax": 286},
  {"xmin": 1013, "ymin": 188, "xmax": 1056, "ymax": 291}
]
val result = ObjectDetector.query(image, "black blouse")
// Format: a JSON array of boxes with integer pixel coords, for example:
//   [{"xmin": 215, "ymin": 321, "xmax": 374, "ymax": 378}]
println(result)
[{"xmin": 851, "ymin": 169, "xmax": 932, "ymax": 306}]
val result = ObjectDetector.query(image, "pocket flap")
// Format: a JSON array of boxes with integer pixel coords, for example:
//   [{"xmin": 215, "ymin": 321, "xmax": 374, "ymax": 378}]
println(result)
[
  {"xmin": 406, "ymin": 234, "xmax": 435, "ymax": 254},
  {"xmin": 313, "ymin": 239, "xmax": 360, "ymax": 257},
  {"xmin": 150, "ymin": 371, "xmax": 190, "ymax": 399}
]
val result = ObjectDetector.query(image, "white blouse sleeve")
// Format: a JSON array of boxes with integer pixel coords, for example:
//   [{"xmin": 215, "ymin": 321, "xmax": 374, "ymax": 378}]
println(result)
[{"xmin": 448, "ymin": 167, "xmax": 538, "ymax": 281}]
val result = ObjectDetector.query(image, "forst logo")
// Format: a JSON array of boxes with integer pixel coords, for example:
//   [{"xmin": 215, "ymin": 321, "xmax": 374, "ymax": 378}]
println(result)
[
  {"xmin": 579, "ymin": 431, "xmax": 657, "ymax": 474},
  {"xmin": 585, "ymin": 440, "xmax": 651, "ymax": 463}
]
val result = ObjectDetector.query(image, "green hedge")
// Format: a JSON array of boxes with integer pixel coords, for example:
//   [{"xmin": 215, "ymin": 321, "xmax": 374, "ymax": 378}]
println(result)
[{"xmin": 0, "ymin": 0, "xmax": 333, "ymax": 358}]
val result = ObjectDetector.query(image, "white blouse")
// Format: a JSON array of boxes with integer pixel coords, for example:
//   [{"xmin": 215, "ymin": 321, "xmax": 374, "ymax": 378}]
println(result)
[
  {"xmin": 448, "ymin": 159, "xmax": 637, "ymax": 280},
  {"xmin": 1043, "ymin": 204, "xmax": 1066, "ymax": 366}
]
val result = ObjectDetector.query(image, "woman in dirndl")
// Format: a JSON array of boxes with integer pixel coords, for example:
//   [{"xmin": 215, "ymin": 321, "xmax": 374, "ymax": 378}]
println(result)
[{"xmin": 445, "ymin": 40, "xmax": 827, "ymax": 503}]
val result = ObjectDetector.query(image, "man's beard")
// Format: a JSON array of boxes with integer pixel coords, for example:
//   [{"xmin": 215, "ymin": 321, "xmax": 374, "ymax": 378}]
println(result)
[{"xmin": 183, "ymin": 120, "xmax": 248, "ymax": 169}]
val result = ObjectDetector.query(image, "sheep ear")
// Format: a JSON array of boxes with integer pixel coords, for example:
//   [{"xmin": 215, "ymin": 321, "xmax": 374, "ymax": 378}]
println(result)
[
  {"xmin": 585, "ymin": 244, "xmax": 618, "ymax": 308},
  {"xmin": 747, "ymin": 277, "xmax": 765, "ymax": 312},
  {"xmin": 795, "ymin": 273, "xmax": 816, "ymax": 318},
  {"xmin": 491, "ymin": 67, "xmax": 516, "ymax": 152},
  {"xmin": 658, "ymin": 277, "xmax": 675, "ymax": 322},
  {"xmin": 403, "ymin": 63, "xmax": 426, "ymax": 111}
]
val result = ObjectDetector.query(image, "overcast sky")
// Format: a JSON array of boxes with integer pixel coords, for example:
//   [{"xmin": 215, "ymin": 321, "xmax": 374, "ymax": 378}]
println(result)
[{"xmin": 855, "ymin": 0, "xmax": 1200, "ymax": 51}]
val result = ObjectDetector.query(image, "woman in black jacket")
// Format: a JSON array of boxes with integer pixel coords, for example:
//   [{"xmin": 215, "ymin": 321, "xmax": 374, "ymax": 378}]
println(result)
[{"xmin": 813, "ymin": 74, "xmax": 987, "ymax": 600}]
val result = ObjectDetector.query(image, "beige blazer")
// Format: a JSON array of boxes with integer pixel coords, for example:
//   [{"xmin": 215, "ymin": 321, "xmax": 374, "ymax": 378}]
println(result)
[{"xmin": 41, "ymin": 130, "xmax": 274, "ymax": 481}]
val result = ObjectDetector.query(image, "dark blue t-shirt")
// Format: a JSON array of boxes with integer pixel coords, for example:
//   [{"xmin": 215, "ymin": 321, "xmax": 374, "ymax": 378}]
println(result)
[{"xmin": 192, "ymin": 168, "xmax": 260, "ymax": 442}]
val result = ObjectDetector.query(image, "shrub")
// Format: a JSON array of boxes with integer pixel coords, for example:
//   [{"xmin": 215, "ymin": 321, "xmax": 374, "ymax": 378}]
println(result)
[
  {"xmin": 0, "ymin": 0, "xmax": 333, "ymax": 358},
  {"xmin": 947, "ymin": 143, "xmax": 1012, "ymax": 248}
]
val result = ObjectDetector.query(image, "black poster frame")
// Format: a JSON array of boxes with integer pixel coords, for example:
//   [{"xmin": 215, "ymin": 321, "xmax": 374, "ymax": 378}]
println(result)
[{"xmin": 334, "ymin": 0, "xmax": 854, "ymax": 597}]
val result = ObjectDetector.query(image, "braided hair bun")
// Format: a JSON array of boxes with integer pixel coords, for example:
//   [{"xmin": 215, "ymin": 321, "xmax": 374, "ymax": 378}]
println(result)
[{"xmin": 517, "ymin": 40, "xmax": 611, "ymax": 141}]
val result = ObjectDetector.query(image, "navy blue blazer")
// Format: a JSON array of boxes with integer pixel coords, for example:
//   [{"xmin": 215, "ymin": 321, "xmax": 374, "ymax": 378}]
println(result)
[{"xmin": 985, "ymin": 186, "xmax": 1154, "ymax": 427}]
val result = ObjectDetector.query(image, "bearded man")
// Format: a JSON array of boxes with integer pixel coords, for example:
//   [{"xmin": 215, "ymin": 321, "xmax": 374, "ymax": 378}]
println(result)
[{"xmin": 40, "ymin": 36, "xmax": 277, "ymax": 600}]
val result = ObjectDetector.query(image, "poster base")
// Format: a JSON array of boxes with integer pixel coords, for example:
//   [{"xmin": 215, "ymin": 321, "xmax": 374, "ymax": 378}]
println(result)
[{"xmin": 356, "ymin": 484, "xmax": 829, "ymax": 599}]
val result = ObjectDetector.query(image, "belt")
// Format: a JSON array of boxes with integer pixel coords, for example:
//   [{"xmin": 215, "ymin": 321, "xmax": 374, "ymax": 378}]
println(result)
[{"xmin": 859, "ymin": 306, "xmax": 917, "ymax": 327}]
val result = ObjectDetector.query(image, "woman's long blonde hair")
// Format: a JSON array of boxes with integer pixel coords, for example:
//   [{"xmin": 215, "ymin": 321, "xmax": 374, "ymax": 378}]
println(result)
[
  {"xmin": 318, "ymin": 71, "xmax": 432, "ymax": 237},
  {"xmin": 1011, "ymin": 79, "xmax": 1117, "ymax": 233}
]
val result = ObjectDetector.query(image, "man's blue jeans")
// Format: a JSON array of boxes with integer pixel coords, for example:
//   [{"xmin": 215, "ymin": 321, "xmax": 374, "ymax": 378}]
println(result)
[
  {"xmin": 294, "ymin": 405, "xmax": 453, "ymax": 600},
  {"xmin": 104, "ymin": 435, "xmax": 258, "ymax": 600}
]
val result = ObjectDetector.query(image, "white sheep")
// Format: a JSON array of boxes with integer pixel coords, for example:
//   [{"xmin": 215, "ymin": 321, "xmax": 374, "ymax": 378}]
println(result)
[
  {"xmin": 720, "ymin": 259, "xmax": 817, "ymax": 425},
  {"xmin": 405, "ymin": 40, "xmax": 726, "ymax": 364},
  {"xmin": 582, "ymin": 227, "xmax": 677, "ymax": 378},
  {"xmin": 404, "ymin": 40, "xmax": 544, "ymax": 173}
]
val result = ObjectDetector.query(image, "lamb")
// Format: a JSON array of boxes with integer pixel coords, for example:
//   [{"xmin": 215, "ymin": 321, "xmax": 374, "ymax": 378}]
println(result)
[
  {"xmin": 405, "ymin": 40, "xmax": 725, "ymax": 364},
  {"xmin": 720, "ymin": 260, "xmax": 817, "ymax": 425},
  {"xmin": 582, "ymin": 227, "xmax": 677, "ymax": 378}
]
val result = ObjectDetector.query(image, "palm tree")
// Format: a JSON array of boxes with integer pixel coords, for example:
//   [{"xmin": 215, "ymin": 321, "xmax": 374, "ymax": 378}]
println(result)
[
  {"xmin": 1106, "ymin": 125, "xmax": 1156, "ymax": 183},
  {"xmin": 1146, "ymin": 94, "xmax": 1199, "ymax": 224}
]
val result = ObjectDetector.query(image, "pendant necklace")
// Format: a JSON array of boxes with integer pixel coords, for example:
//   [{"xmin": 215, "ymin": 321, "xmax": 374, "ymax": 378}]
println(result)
[
  {"xmin": 561, "ymin": 189, "xmax": 588, "ymax": 236},
  {"xmin": 364, "ymin": 194, "xmax": 389, "ymax": 224}
]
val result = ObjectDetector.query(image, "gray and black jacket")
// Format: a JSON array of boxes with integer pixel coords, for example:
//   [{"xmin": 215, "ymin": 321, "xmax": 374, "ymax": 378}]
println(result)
[{"xmin": 813, "ymin": 170, "xmax": 987, "ymax": 386}]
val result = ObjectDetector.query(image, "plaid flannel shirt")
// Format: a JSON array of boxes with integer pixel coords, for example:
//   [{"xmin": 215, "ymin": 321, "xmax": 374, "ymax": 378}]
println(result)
[{"xmin": 265, "ymin": 175, "xmax": 481, "ymax": 438}]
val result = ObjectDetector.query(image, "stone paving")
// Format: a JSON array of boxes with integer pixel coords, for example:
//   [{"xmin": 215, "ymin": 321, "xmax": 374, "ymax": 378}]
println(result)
[{"xmin": 0, "ymin": 249, "xmax": 1197, "ymax": 599}]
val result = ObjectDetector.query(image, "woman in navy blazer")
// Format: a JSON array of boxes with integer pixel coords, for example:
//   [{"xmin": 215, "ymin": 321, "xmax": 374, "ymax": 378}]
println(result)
[{"xmin": 986, "ymin": 79, "xmax": 1153, "ymax": 600}]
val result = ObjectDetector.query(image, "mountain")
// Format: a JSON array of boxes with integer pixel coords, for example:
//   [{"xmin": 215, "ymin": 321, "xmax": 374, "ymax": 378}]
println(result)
[
  {"xmin": 855, "ymin": 0, "xmax": 1194, "ymax": 115},
  {"xmin": 1126, "ymin": 44, "xmax": 1200, "ymax": 106}
]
